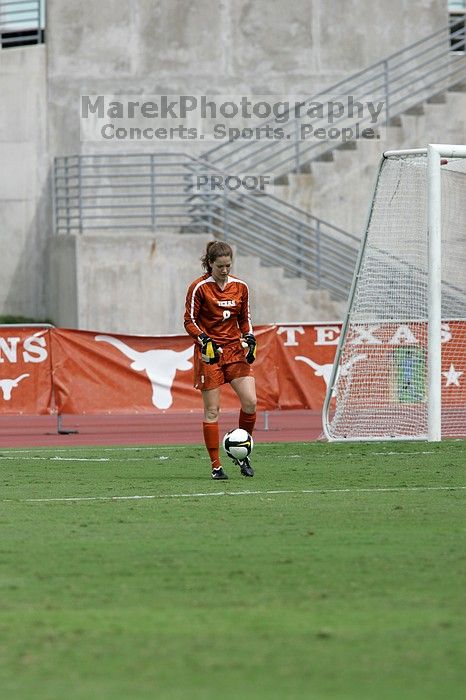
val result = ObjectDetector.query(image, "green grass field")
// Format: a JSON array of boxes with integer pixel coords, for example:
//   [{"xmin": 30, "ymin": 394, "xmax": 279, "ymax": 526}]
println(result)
[{"xmin": 0, "ymin": 440, "xmax": 465, "ymax": 700}]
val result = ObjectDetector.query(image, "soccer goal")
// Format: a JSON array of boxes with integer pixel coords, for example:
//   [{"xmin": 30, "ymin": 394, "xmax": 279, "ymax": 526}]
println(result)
[{"xmin": 323, "ymin": 144, "xmax": 466, "ymax": 442}]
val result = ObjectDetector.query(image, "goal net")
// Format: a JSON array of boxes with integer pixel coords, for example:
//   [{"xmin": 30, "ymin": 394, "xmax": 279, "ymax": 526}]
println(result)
[{"xmin": 323, "ymin": 145, "xmax": 466, "ymax": 441}]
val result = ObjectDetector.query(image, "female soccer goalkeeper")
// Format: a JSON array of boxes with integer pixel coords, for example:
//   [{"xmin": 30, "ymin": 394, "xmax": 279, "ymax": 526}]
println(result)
[{"xmin": 184, "ymin": 240, "xmax": 257, "ymax": 480}]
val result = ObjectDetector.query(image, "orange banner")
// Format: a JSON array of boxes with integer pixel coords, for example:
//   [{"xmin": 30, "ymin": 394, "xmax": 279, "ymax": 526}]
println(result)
[
  {"xmin": 0, "ymin": 322, "xmax": 464, "ymax": 417},
  {"xmin": 0, "ymin": 327, "xmax": 53, "ymax": 415},
  {"xmin": 48, "ymin": 322, "xmax": 344, "ymax": 414},
  {"xmin": 50, "ymin": 326, "xmax": 279, "ymax": 414},
  {"xmin": 51, "ymin": 328, "xmax": 198, "ymax": 414},
  {"xmin": 274, "ymin": 323, "xmax": 341, "ymax": 410}
]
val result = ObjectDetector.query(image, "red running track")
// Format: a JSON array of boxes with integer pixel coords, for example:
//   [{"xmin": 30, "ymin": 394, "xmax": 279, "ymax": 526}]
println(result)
[{"xmin": 0, "ymin": 410, "xmax": 324, "ymax": 448}]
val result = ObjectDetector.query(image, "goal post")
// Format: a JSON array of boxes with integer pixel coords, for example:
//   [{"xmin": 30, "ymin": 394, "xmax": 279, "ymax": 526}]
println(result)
[
  {"xmin": 323, "ymin": 144, "xmax": 466, "ymax": 442},
  {"xmin": 427, "ymin": 144, "xmax": 442, "ymax": 441}
]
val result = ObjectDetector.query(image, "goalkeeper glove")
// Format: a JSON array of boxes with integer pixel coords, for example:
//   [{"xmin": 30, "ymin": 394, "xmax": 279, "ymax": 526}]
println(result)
[
  {"xmin": 198, "ymin": 333, "xmax": 221, "ymax": 364},
  {"xmin": 243, "ymin": 333, "xmax": 257, "ymax": 364}
]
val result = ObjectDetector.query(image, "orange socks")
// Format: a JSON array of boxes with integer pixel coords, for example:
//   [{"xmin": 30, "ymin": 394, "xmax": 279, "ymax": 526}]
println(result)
[
  {"xmin": 204, "ymin": 413, "xmax": 255, "ymax": 471},
  {"xmin": 239, "ymin": 409, "xmax": 256, "ymax": 435},
  {"xmin": 203, "ymin": 421, "xmax": 221, "ymax": 469}
]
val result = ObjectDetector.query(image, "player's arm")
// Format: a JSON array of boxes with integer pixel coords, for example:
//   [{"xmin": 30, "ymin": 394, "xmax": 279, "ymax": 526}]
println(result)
[
  {"xmin": 238, "ymin": 283, "xmax": 256, "ymax": 364},
  {"xmin": 184, "ymin": 282, "xmax": 203, "ymax": 339},
  {"xmin": 184, "ymin": 283, "xmax": 221, "ymax": 364}
]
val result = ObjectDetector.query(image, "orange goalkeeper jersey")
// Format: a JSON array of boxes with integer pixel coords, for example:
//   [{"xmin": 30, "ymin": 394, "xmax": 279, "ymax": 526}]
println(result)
[{"xmin": 184, "ymin": 273, "xmax": 253, "ymax": 346}]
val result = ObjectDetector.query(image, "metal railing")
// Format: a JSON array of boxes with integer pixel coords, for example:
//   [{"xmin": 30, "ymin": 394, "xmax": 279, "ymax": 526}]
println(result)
[
  {"xmin": 0, "ymin": 0, "xmax": 44, "ymax": 47},
  {"xmin": 54, "ymin": 152, "xmax": 359, "ymax": 300},
  {"xmin": 192, "ymin": 192, "xmax": 358, "ymax": 300},
  {"xmin": 54, "ymin": 153, "xmax": 199, "ymax": 232},
  {"xmin": 201, "ymin": 23, "xmax": 466, "ymax": 176},
  {"xmin": 53, "ymin": 24, "xmax": 466, "ymax": 302}
]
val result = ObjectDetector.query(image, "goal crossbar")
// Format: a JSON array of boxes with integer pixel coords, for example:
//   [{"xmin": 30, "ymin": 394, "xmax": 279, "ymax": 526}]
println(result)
[{"xmin": 384, "ymin": 145, "xmax": 466, "ymax": 158}]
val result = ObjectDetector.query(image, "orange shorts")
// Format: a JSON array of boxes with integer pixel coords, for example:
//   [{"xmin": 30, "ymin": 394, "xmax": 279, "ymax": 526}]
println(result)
[{"xmin": 193, "ymin": 340, "xmax": 253, "ymax": 391}]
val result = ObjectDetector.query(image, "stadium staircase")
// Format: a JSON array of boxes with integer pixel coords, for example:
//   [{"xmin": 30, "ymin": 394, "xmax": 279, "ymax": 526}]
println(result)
[
  {"xmin": 54, "ymin": 23, "xmax": 466, "ymax": 313},
  {"xmin": 198, "ymin": 22, "xmax": 466, "ymax": 234},
  {"xmin": 201, "ymin": 23, "xmax": 466, "ymax": 177}
]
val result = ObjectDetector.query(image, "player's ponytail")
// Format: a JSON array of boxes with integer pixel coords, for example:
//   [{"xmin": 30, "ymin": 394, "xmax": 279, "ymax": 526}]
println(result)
[{"xmin": 201, "ymin": 240, "xmax": 233, "ymax": 273}]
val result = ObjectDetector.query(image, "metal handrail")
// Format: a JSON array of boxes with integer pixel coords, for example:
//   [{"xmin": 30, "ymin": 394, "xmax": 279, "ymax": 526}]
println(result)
[
  {"xmin": 184, "ymin": 159, "xmax": 358, "ymax": 299},
  {"xmin": 53, "ymin": 24, "xmax": 466, "ymax": 303},
  {"xmin": 201, "ymin": 22, "xmax": 466, "ymax": 174},
  {"xmin": 182, "ymin": 151, "xmax": 358, "ymax": 237},
  {"xmin": 54, "ymin": 151, "xmax": 359, "ymax": 300}
]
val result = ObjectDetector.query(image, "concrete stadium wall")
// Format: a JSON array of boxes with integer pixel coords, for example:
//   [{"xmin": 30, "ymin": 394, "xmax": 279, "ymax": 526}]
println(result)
[
  {"xmin": 46, "ymin": 0, "xmax": 446, "ymax": 157},
  {"xmin": 0, "ymin": 0, "xmax": 450, "ymax": 331},
  {"xmin": 48, "ymin": 232, "xmax": 345, "ymax": 335},
  {"xmin": 46, "ymin": 234, "xmax": 79, "ymax": 329},
  {"xmin": 0, "ymin": 45, "xmax": 49, "ymax": 320}
]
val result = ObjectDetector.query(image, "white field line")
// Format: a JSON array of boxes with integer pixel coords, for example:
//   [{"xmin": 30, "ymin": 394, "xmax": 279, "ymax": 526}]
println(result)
[
  {"xmin": 0, "ymin": 449, "xmax": 450, "ymax": 462},
  {"xmin": 2, "ymin": 485, "xmax": 465, "ymax": 504},
  {"xmin": 0, "ymin": 446, "xmax": 182, "ymax": 454},
  {"xmin": 0, "ymin": 455, "xmax": 169, "ymax": 462},
  {"xmin": 0, "ymin": 456, "xmax": 111, "ymax": 462}
]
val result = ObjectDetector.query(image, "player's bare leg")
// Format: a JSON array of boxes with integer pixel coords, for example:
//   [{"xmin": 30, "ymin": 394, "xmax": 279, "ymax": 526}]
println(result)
[
  {"xmin": 230, "ymin": 376, "xmax": 256, "ymax": 476},
  {"xmin": 231, "ymin": 375, "xmax": 257, "ymax": 432},
  {"xmin": 202, "ymin": 386, "xmax": 221, "ymax": 423},
  {"xmin": 202, "ymin": 388, "xmax": 228, "ymax": 479}
]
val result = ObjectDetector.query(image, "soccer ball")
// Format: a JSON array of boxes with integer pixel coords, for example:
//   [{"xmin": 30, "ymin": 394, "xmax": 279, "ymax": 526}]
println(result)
[{"xmin": 222, "ymin": 428, "xmax": 254, "ymax": 461}]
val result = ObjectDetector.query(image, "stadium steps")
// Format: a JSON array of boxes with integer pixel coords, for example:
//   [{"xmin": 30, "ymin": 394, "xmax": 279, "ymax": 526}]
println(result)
[
  {"xmin": 263, "ymin": 87, "xmax": 466, "ymax": 236},
  {"xmin": 234, "ymin": 251, "xmax": 346, "ymax": 324},
  {"xmin": 194, "ymin": 25, "xmax": 466, "ymax": 257}
]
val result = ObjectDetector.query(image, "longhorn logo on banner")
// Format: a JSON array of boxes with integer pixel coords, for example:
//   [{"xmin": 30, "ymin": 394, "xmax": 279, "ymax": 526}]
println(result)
[
  {"xmin": 95, "ymin": 335, "xmax": 194, "ymax": 409},
  {"xmin": 295, "ymin": 354, "xmax": 367, "ymax": 396},
  {"xmin": 0, "ymin": 373, "xmax": 30, "ymax": 400},
  {"xmin": 0, "ymin": 329, "xmax": 52, "ymax": 414}
]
